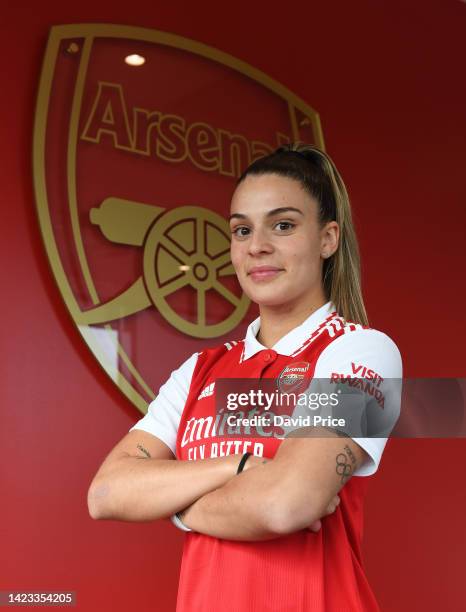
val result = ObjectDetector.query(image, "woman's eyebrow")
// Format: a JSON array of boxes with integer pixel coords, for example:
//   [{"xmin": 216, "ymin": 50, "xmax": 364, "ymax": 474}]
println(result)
[{"xmin": 229, "ymin": 207, "xmax": 304, "ymax": 221}]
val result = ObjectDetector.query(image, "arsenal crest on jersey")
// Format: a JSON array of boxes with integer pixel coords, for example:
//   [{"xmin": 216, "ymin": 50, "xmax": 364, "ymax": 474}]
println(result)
[{"xmin": 277, "ymin": 361, "xmax": 312, "ymax": 393}]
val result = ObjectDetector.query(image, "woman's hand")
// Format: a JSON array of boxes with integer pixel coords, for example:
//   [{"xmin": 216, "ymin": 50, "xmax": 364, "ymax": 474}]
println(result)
[{"xmin": 307, "ymin": 495, "xmax": 341, "ymax": 532}]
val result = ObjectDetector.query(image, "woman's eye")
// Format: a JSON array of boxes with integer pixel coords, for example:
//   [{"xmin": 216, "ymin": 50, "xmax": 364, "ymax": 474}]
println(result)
[
  {"xmin": 232, "ymin": 226, "xmax": 250, "ymax": 238},
  {"xmin": 274, "ymin": 221, "xmax": 295, "ymax": 232}
]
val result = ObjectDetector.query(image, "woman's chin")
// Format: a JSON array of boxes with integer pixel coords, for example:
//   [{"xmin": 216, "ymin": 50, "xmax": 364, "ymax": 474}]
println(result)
[{"xmin": 245, "ymin": 287, "xmax": 293, "ymax": 308}]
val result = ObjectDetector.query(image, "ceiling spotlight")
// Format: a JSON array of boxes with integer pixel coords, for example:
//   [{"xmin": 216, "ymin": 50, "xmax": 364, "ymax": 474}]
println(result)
[
  {"xmin": 179, "ymin": 265, "xmax": 190, "ymax": 272},
  {"xmin": 125, "ymin": 54, "xmax": 145, "ymax": 67}
]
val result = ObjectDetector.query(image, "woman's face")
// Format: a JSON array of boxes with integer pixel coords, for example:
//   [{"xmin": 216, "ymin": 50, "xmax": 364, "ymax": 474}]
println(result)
[{"xmin": 229, "ymin": 173, "xmax": 338, "ymax": 310}]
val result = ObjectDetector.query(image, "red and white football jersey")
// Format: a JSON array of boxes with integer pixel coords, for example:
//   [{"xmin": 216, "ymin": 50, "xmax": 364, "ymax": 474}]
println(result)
[{"xmin": 130, "ymin": 302, "xmax": 403, "ymax": 611}]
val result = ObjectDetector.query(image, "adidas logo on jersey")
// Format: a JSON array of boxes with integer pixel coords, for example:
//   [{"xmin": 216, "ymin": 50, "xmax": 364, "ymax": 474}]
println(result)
[{"xmin": 198, "ymin": 382, "xmax": 215, "ymax": 400}]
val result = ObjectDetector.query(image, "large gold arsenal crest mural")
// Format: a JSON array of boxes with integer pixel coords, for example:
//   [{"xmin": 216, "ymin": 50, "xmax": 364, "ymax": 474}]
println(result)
[{"xmin": 33, "ymin": 24, "xmax": 324, "ymax": 413}]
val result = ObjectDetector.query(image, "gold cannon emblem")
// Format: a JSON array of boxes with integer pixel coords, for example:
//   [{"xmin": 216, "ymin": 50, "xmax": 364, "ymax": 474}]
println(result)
[{"xmin": 84, "ymin": 198, "xmax": 250, "ymax": 338}]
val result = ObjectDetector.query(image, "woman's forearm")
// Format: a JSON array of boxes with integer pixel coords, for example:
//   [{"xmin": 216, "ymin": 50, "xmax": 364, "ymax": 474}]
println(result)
[
  {"xmin": 180, "ymin": 459, "xmax": 288, "ymax": 541},
  {"xmin": 88, "ymin": 453, "xmax": 242, "ymax": 522}
]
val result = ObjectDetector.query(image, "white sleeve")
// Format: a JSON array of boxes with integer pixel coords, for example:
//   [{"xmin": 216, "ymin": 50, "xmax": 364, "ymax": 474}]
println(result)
[
  {"xmin": 313, "ymin": 329, "xmax": 403, "ymax": 477},
  {"xmin": 129, "ymin": 352, "xmax": 198, "ymax": 456}
]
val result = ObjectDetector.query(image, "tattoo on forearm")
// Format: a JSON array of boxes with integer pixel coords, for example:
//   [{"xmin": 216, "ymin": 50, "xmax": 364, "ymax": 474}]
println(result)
[
  {"xmin": 335, "ymin": 452, "xmax": 353, "ymax": 484},
  {"xmin": 344, "ymin": 444, "xmax": 356, "ymax": 465},
  {"xmin": 136, "ymin": 443, "xmax": 151, "ymax": 458},
  {"xmin": 335, "ymin": 445, "xmax": 357, "ymax": 484}
]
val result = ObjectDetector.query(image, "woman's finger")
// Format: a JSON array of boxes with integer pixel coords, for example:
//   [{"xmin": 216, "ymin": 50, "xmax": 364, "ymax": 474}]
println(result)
[{"xmin": 308, "ymin": 519, "xmax": 322, "ymax": 532}]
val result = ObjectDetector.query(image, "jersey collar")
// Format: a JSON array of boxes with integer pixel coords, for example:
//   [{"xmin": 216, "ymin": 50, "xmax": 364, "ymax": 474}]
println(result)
[{"xmin": 242, "ymin": 301, "xmax": 336, "ymax": 361}]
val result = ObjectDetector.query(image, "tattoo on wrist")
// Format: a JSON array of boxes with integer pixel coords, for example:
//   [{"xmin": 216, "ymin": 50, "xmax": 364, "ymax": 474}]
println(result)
[{"xmin": 136, "ymin": 443, "xmax": 151, "ymax": 458}]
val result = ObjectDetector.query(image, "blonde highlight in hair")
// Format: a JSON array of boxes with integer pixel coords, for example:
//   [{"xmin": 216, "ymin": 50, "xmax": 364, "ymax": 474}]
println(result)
[{"xmin": 237, "ymin": 143, "xmax": 369, "ymax": 326}]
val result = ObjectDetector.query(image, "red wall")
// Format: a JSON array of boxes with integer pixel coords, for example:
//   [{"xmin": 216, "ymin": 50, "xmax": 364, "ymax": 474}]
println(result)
[{"xmin": 1, "ymin": 1, "xmax": 465, "ymax": 610}]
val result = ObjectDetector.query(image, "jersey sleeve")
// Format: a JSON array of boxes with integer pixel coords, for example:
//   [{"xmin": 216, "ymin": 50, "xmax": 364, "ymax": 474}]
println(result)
[
  {"xmin": 129, "ymin": 352, "xmax": 198, "ymax": 456},
  {"xmin": 313, "ymin": 328, "xmax": 403, "ymax": 477}
]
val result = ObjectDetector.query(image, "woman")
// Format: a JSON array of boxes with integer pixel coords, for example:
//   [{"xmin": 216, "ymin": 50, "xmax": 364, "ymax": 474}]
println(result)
[{"xmin": 88, "ymin": 144, "xmax": 402, "ymax": 611}]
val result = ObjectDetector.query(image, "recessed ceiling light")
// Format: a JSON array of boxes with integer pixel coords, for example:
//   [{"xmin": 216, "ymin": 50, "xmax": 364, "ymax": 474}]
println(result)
[{"xmin": 125, "ymin": 54, "xmax": 145, "ymax": 67}]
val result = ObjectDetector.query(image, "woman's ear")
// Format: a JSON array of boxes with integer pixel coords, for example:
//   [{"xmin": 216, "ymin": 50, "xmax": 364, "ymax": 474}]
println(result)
[{"xmin": 320, "ymin": 221, "xmax": 339, "ymax": 258}]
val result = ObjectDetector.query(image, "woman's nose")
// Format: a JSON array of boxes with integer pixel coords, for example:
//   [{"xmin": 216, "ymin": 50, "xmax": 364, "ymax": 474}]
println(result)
[{"xmin": 247, "ymin": 228, "xmax": 273, "ymax": 255}]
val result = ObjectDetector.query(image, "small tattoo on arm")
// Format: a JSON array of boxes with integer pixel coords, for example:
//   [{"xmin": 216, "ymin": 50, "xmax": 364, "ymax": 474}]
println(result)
[
  {"xmin": 335, "ymin": 444, "xmax": 358, "ymax": 484},
  {"xmin": 344, "ymin": 444, "xmax": 357, "ymax": 465},
  {"xmin": 136, "ymin": 443, "xmax": 151, "ymax": 458},
  {"xmin": 335, "ymin": 452, "xmax": 353, "ymax": 484}
]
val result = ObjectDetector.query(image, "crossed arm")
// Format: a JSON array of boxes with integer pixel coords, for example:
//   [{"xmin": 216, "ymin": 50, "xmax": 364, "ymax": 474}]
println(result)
[
  {"xmin": 88, "ymin": 427, "xmax": 367, "ymax": 541},
  {"xmin": 178, "ymin": 429, "xmax": 366, "ymax": 540}
]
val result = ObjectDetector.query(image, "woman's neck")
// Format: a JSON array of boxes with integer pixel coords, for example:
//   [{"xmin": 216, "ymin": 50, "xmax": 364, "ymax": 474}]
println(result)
[{"xmin": 256, "ymin": 294, "xmax": 328, "ymax": 348}]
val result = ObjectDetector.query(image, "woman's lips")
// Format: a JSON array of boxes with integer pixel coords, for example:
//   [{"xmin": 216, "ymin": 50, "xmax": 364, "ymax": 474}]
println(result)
[{"xmin": 247, "ymin": 266, "xmax": 284, "ymax": 281}]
